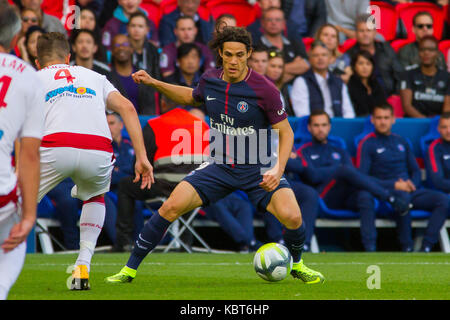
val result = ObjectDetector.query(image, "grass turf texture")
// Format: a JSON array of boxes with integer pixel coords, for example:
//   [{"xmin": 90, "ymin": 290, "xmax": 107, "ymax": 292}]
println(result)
[{"xmin": 8, "ymin": 252, "xmax": 450, "ymax": 300}]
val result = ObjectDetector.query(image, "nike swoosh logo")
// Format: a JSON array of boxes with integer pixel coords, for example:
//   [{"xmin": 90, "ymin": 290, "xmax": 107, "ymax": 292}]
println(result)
[
  {"xmin": 444, "ymin": 155, "xmax": 450, "ymax": 160},
  {"xmin": 376, "ymin": 148, "xmax": 385, "ymax": 154},
  {"xmin": 206, "ymin": 96, "xmax": 216, "ymax": 101},
  {"xmin": 311, "ymin": 155, "xmax": 319, "ymax": 160}
]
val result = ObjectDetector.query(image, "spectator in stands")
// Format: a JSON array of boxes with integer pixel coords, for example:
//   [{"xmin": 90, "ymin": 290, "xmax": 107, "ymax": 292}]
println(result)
[
  {"xmin": 256, "ymin": 7, "xmax": 309, "ymax": 83},
  {"xmin": 291, "ymin": 110, "xmax": 410, "ymax": 251},
  {"xmin": 79, "ymin": 7, "xmax": 108, "ymax": 63},
  {"xmin": 102, "ymin": 0, "xmax": 158, "ymax": 52},
  {"xmin": 108, "ymin": 34, "xmax": 159, "ymax": 115},
  {"xmin": 113, "ymin": 106, "xmax": 209, "ymax": 252},
  {"xmin": 77, "ymin": 0, "xmax": 106, "ymax": 19},
  {"xmin": 265, "ymin": 48, "xmax": 294, "ymax": 116},
  {"xmin": 69, "ymin": 29, "xmax": 111, "ymax": 76},
  {"xmin": 304, "ymin": 0, "xmax": 327, "ymax": 38},
  {"xmin": 247, "ymin": 0, "xmax": 281, "ymax": 42},
  {"xmin": 398, "ymin": 11, "xmax": 447, "ymax": 70},
  {"xmin": 280, "ymin": 0, "xmax": 307, "ymax": 39},
  {"xmin": 20, "ymin": 25, "xmax": 45, "ymax": 69},
  {"xmin": 400, "ymin": 36, "xmax": 450, "ymax": 117},
  {"xmin": 127, "ymin": 11, "xmax": 161, "ymax": 80},
  {"xmin": 15, "ymin": 7, "xmax": 40, "ymax": 57},
  {"xmin": 324, "ymin": 0, "xmax": 369, "ymax": 43},
  {"xmin": 203, "ymin": 192, "xmax": 262, "ymax": 253},
  {"xmin": 160, "ymin": 16, "xmax": 215, "ymax": 78},
  {"xmin": 215, "ymin": 13, "xmax": 237, "ymax": 33},
  {"xmin": 315, "ymin": 23, "xmax": 352, "ymax": 83},
  {"xmin": 163, "ymin": 43, "xmax": 202, "ymax": 114},
  {"xmin": 347, "ymin": 50, "xmax": 388, "ymax": 117},
  {"xmin": 103, "ymin": 112, "xmax": 140, "ymax": 245},
  {"xmin": 248, "ymin": 45, "xmax": 269, "ymax": 75},
  {"xmin": 158, "ymin": 0, "xmax": 214, "ymax": 47},
  {"xmin": 20, "ymin": 0, "xmax": 66, "ymax": 34},
  {"xmin": 356, "ymin": 103, "xmax": 450, "ymax": 252},
  {"xmin": 346, "ymin": 14, "xmax": 404, "ymax": 96},
  {"xmin": 290, "ymin": 40, "xmax": 355, "ymax": 118}
]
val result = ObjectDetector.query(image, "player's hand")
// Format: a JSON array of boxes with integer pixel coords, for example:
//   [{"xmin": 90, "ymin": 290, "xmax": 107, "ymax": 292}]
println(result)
[
  {"xmin": 260, "ymin": 166, "xmax": 282, "ymax": 192},
  {"xmin": 1, "ymin": 218, "xmax": 35, "ymax": 253},
  {"xmin": 134, "ymin": 157, "xmax": 154, "ymax": 189},
  {"xmin": 394, "ymin": 178, "xmax": 413, "ymax": 192},
  {"xmin": 406, "ymin": 179, "xmax": 416, "ymax": 192},
  {"xmin": 132, "ymin": 70, "xmax": 155, "ymax": 86}
]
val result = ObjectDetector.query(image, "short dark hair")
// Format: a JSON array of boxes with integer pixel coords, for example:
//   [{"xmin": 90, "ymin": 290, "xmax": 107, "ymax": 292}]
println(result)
[
  {"xmin": 216, "ymin": 14, "xmax": 236, "ymax": 26},
  {"xmin": 128, "ymin": 11, "xmax": 150, "ymax": 27},
  {"xmin": 70, "ymin": 28, "xmax": 96, "ymax": 45},
  {"xmin": 372, "ymin": 103, "xmax": 393, "ymax": 115},
  {"xmin": 309, "ymin": 39, "xmax": 329, "ymax": 52},
  {"xmin": 413, "ymin": 11, "xmax": 433, "ymax": 26},
  {"xmin": 209, "ymin": 26, "xmax": 252, "ymax": 67},
  {"xmin": 440, "ymin": 112, "xmax": 450, "ymax": 120},
  {"xmin": 261, "ymin": 7, "xmax": 284, "ymax": 20},
  {"xmin": 175, "ymin": 15, "xmax": 195, "ymax": 28},
  {"xmin": 418, "ymin": 35, "xmax": 438, "ymax": 47},
  {"xmin": 37, "ymin": 32, "xmax": 71, "ymax": 66},
  {"xmin": 0, "ymin": 2, "xmax": 21, "ymax": 49},
  {"xmin": 308, "ymin": 110, "xmax": 331, "ymax": 124},
  {"xmin": 177, "ymin": 42, "xmax": 201, "ymax": 60}
]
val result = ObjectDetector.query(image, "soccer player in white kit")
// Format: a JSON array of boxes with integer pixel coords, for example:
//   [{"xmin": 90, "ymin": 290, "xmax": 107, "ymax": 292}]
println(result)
[
  {"xmin": 34, "ymin": 32, "xmax": 153, "ymax": 290},
  {"xmin": 0, "ymin": 3, "xmax": 44, "ymax": 300}
]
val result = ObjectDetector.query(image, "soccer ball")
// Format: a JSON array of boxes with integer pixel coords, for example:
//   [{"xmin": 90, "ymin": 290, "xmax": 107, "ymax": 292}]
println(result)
[{"xmin": 253, "ymin": 243, "xmax": 293, "ymax": 282}]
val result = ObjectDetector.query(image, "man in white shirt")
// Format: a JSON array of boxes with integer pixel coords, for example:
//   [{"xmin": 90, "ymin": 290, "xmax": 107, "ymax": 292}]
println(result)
[
  {"xmin": 0, "ymin": 2, "xmax": 44, "ymax": 300},
  {"xmin": 35, "ymin": 32, "xmax": 153, "ymax": 290},
  {"xmin": 290, "ymin": 40, "xmax": 355, "ymax": 118}
]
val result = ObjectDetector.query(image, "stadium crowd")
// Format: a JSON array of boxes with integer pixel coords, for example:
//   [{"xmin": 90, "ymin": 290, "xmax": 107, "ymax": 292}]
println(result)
[{"xmin": 6, "ymin": 0, "xmax": 450, "ymax": 253}]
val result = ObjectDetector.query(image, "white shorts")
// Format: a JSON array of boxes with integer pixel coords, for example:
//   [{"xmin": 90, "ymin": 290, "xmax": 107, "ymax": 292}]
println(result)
[{"xmin": 38, "ymin": 147, "xmax": 115, "ymax": 202}]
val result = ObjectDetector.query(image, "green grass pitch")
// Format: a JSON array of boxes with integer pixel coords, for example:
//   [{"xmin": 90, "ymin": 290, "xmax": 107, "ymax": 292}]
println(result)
[{"xmin": 8, "ymin": 252, "xmax": 450, "ymax": 300}]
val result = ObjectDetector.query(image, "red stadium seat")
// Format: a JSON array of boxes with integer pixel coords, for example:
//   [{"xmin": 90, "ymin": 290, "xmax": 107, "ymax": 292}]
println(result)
[
  {"xmin": 41, "ymin": 0, "xmax": 75, "ymax": 19},
  {"xmin": 369, "ymin": 1, "xmax": 398, "ymax": 41},
  {"xmin": 206, "ymin": 0, "xmax": 257, "ymax": 27},
  {"xmin": 302, "ymin": 37, "xmax": 314, "ymax": 52},
  {"xmin": 444, "ymin": 5, "xmax": 449, "ymax": 22},
  {"xmin": 160, "ymin": 0, "xmax": 177, "ymax": 15},
  {"xmin": 439, "ymin": 40, "xmax": 450, "ymax": 62},
  {"xmin": 396, "ymin": 2, "xmax": 445, "ymax": 40},
  {"xmin": 338, "ymin": 38, "xmax": 357, "ymax": 53},
  {"xmin": 387, "ymin": 95, "xmax": 404, "ymax": 118},
  {"xmin": 390, "ymin": 39, "xmax": 414, "ymax": 53},
  {"xmin": 140, "ymin": 1, "xmax": 162, "ymax": 27}
]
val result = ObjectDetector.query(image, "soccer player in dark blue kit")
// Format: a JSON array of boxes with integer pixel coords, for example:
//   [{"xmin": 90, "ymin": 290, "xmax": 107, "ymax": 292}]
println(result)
[
  {"xmin": 357, "ymin": 104, "xmax": 450, "ymax": 252},
  {"xmin": 289, "ymin": 110, "xmax": 410, "ymax": 252},
  {"xmin": 106, "ymin": 26, "xmax": 325, "ymax": 284}
]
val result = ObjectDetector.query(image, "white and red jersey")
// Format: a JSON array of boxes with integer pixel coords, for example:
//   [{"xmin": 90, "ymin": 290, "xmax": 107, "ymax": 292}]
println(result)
[
  {"xmin": 0, "ymin": 53, "xmax": 44, "ymax": 200},
  {"xmin": 37, "ymin": 64, "xmax": 118, "ymax": 153}
]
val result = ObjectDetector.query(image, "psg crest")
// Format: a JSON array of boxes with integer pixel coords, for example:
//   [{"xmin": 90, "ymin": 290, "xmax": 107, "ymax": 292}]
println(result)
[{"xmin": 237, "ymin": 101, "xmax": 249, "ymax": 113}]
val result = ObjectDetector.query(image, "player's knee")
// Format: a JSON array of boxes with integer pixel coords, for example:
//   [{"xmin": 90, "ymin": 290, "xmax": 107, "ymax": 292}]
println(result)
[
  {"xmin": 280, "ymin": 209, "xmax": 302, "ymax": 229},
  {"xmin": 159, "ymin": 200, "xmax": 183, "ymax": 222}
]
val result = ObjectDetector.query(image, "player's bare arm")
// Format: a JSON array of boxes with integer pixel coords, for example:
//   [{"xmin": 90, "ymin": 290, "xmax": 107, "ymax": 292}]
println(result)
[
  {"xmin": 132, "ymin": 69, "xmax": 201, "ymax": 107},
  {"xmin": 1, "ymin": 137, "xmax": 41, "ymax": 253},
  {"xmin": 260, "ymin": 118, "xmax": 294, "ymax": 192},
  {"xmin": 106, "ymin": 91, "xmax": 154, "ymax": 189}
]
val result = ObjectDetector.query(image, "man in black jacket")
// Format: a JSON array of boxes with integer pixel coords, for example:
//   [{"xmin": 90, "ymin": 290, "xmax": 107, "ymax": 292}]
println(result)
[{"xmin": 345, "ymin": 13, "xmax": 404, "ymax": 96}]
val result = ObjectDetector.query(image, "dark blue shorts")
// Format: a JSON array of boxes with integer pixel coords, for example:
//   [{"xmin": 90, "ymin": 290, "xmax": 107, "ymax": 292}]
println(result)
[{"xmin": 183, "ymin": 161, "xmax": 291, "ymax": 211}]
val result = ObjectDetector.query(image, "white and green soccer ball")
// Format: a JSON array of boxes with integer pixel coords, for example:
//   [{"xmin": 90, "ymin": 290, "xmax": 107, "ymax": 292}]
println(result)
[{"xmin": 253, "ymin": 243, "xmax": 293, "ymax": 282}]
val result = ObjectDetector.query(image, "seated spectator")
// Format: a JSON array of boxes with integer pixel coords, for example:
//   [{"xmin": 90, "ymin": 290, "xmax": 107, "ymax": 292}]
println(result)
[
  {"xmin": 127, "ymin": 11, "xmax": 161, "ymax": 80},
  {"xmin": 78, "ymin": 7, "xmax": 108, "ymax": 63},
  {"xmin": 76, "ymin": 0, "xmax": 105, "ymax": 19},
  {"xmin": 346, "ymin": 14, "xmax": 404, "ymax": 96},
  {"xmin": 256, "ymin": 7, "xmax": 309, "ymax": 83},
  {"xmin": 102, "ymin": 0, "xmax": 158, "ymax": 52},
  {"xmin": 108, "ymin": 34, "xmax": 159, "ymax": 115},
  {"xmin": 247, "ymin": 0, "xmax": 281, "ymax": 42},
  {"xmin": 69, "ymin": 29, "xmax": 111, "ymax": 76},
  {"xmin": 21, "ymin": 25, "xmax": 45, "ymax": 69},
  {"xmin": 304, "ymin": 0, "xmax": 327, "ymax": 38},
  {"xmin": 325, "ymin": 0, "xmax": 369, "ymax": 43},
  {"xmin": 357, "ymin": 104, "xmax": 450, "ymax": 252},
  {"xmin": 158, "ymin": 0, "xmax": 214, "ymax": 47},
  {"xmin": 290, "ymin": 40, "xmax": 355, "ymax": 118},
  {"xmin": 248, "ymin": 45, "xmax": 269, "ymax": 75},
  {"xmin": 347, "ymin": 50, "xmax": 387, "ymax": 117},
  {"xmin": 215, "ymin": 13, "xmax": 237, "ymax": 33},
  {"xmin": 160, "ymin": 16, "xmax": 215, "ymax": 78},
  {"xmin": 291, "ymin": 110, "xmax": 410, "ymax": 251},
  {"xmin": 398, "ymin": 11, "xmax": 446, "ymax": 70},
  {"xmin": 113, "ymin": 107, "xmax": 209, "ymax": 252},
  {"xmin": 15, "ymin": 7, "xmax": 41, "ymax": 58},
  {"xmin": 400, "ymin": 36, "xmax": 450, "ymax": 117},
  {"xmin": 163, "ymin": 43, "xmax": 203, "ymax": 114},
  {"xmin": 20, "ymin": 0, "xmax": 66, "ymax": 34},
  {"xmin": 103, "ymin": 112, "xmax": 142, "ymax": 245},
  {"xmin": 265, "ymin": 48, "xmax": 294, "ymax": 116},
  {"xmin": 44, "ymin": 179, "xmax": 82, "ymax": 250},
  {"xmin": 203, "ymin": 192, "xmax": 262, "ymax": 253},
  {"xmin": 315, "ymin": 23, "xmax": 352, "ymax": 83}
]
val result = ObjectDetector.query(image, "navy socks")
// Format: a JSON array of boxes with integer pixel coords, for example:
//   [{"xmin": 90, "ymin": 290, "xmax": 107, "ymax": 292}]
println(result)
[
  {"xmin": 126, "ymin": 212, "xmax": 171, "ymax": 270},
  {"xmin": 283, "ymin": 223, "xmax": 306, "ymax": 263}
]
